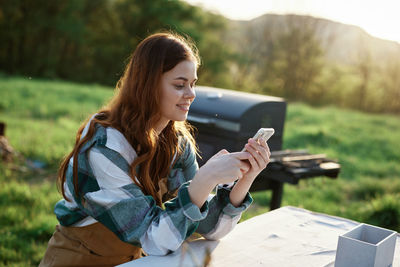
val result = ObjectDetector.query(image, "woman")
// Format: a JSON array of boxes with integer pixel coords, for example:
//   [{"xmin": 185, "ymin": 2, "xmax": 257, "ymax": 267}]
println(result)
[{"xmin": 40, "ymin": 32, "xmax": 271, "ymax": 266}]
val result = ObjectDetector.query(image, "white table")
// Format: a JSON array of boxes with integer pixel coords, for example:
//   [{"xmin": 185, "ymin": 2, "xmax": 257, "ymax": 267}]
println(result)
[{"xmin": 119, "ymin": 206, "xmax": 400, "ymax": 267}]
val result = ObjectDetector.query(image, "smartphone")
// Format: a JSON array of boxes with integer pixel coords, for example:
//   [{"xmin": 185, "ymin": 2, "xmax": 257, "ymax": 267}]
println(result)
[{"xmin": 242, "ymin": 128, "xmax": 275, "ymax": 151}]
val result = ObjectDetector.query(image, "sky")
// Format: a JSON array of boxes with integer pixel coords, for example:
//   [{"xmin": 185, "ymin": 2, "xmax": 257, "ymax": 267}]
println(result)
[{"xmin": 185, "ymin": 0, "xmax": 400, "ymax": 44}]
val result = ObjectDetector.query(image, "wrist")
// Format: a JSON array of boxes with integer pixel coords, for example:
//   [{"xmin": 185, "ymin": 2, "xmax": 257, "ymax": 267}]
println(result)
[
  {"xmin": 187, "ymin": 167, "xmax": 217, "ymax": 208},
  {"xmin": 239, "ymin": 174, "xmax": 257, "ymax": 184},
  {"xmin": 229, "ymin": 178, "xmax": 253, "ymax": 207},
  {"xmin": 196, "ymin": 166, "xmax": 217, "ymax": 188}
]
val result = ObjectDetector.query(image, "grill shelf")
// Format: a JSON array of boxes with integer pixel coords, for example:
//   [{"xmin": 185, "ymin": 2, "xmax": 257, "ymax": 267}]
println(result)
[{"xmin": 250, "ymin": 149, "xmax": 340, "ymax": 209}]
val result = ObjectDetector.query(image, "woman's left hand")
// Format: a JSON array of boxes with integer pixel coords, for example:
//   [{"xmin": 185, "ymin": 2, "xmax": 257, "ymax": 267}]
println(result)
[{"xmin": 241, "ymin": 137, "xmax": 271, "ymax": 181}]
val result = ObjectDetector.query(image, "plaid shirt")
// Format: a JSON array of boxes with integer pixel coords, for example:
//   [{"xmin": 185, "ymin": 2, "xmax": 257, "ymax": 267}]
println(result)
[{"xmin": 54, "ymin": 123, "xmax": 252, "ymax": 256}]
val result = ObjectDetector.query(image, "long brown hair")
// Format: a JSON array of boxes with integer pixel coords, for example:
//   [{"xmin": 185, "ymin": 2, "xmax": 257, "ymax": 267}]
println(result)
[{"xmin": 58, "ymin": 32, "xmax": 200, "ymax": 206}]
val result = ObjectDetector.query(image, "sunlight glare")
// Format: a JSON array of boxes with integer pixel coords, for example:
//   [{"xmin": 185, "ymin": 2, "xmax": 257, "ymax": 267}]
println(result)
[{"xmin": 185, "ymin": 0, "xmax": 400, "ymax": 43}]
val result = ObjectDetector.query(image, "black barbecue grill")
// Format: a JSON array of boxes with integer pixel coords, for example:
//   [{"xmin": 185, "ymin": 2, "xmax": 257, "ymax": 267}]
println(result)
[{"xmin": 188, "ymin": 86, "xmax": 340, "ymax": 210}]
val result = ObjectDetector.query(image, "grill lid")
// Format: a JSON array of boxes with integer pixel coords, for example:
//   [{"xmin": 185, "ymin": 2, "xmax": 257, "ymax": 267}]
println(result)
[{"xmin": 190, "ymin": 86, "xmax": 285, "ymax": 122}]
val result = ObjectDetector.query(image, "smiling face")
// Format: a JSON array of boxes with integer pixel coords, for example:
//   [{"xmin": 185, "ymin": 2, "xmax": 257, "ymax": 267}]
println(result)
[{"xmin": 156, "ymin": 60, "xmax": 197, "ymax": 133}]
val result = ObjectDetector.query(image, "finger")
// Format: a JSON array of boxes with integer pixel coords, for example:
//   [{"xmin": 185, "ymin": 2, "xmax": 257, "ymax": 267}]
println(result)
[
  {"xmin": 248, "ymin": 142, "xmax": 269, "ymax": 168},
  {"xmin": 263, "ymin": 142, "xmax": 271, "ymax": 158},
  {"xmin": 249, "ymin": 139, "xmax": 269, "ymax": 163},
  {"xmin": 258, "ymin": 138, "xmax": 270, "ymax": 158},
  {"xmin": 244, "ymin": 144, "xmax": 261, "ymax": 169},
  {"xmin": 258, "ymin": 138, "xmax": 270, "ymax": 152},
  {"xmin": 241, "ymin": 140, "xmax": 253, "ymax": 152},
  {"xmin": 230, "ymin": 151, "xmax": 252, "ymax": 160},
  {"xmin": 239, "ymin": 160, "xmax": 251, "ymax": 173},
  {"xmin": 246, "ymin": 150, "xmax": 259, "ymax": 171},
  {"xmin": 258, "ymin": 137, "xmax": 267, "ymax": 147},
  {"xmin": 260, "ymin": 139, "xmax": 271, "ymax": 158}
]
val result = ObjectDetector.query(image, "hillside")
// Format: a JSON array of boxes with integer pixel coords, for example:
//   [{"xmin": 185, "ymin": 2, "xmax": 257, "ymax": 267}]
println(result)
[{"xmin": 226, "ymin": 14, "xmax": 400, "ymax": 65}]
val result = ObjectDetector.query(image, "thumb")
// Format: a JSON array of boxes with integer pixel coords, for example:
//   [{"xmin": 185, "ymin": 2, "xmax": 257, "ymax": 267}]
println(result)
[{"xmin": 230, "ymin": 151, "xmax": 252, "ymax": 160}]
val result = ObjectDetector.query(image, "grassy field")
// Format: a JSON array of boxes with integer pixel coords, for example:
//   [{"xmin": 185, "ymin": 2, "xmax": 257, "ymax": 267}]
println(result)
[{"xmin": 1, "ymin": 76, "xmax": 400, "ymax": 266}]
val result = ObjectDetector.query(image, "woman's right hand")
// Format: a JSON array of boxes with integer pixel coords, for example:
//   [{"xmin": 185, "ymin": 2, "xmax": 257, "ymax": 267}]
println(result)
[
  {"xmin": 198, "ymin": 149, "xmax": 252, "ymax": 185},
  {"xmin": 188, "ymin": 149, "xmax": 252, "ymax": 208}
]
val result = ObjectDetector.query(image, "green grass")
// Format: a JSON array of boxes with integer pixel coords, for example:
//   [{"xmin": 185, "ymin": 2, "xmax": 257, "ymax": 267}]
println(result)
[
  {"xmin": 1, "ymin": 76, "xmax": 400, "ymax": 266},
  {"xmin": 0, "ymin": 76, "xmax": 113, "ymax": 165},
  {"xmin": 0, "ymin": 170, "xmax": 60, "ymax": 266},
  {"xmin": 0, "ymin": 76, "xmax": 113, "ymax": 266},
  {"xmin": 243, "ymin": 103, "xmax": 400, "ymax": 229}
]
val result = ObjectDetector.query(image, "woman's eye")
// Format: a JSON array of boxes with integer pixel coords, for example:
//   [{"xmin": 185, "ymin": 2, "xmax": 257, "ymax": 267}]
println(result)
[{"xmin": 175, "ymin": 85, "xmax": 185, "ymax": 89}]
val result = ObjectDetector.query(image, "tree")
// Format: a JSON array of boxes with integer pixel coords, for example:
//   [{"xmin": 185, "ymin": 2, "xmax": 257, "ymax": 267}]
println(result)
[
  {"xmin": 228, "ymin": 18, "xmax": 277, "ymax": 93},
  {"xmin": 261, "ymin": 16, "xmax": 325, "ymax": 102},
  {"xmin": 353, "ymin": 43, "xmax": 374, "ymax": 111},
  {"xmin": 380, "ymin": 56, "xmax": 400, "ymax": 113},
  {"xmin": 0, "ymin": 0, "xmax": 88, "ymax": 77},
  {"xmin": 0, "ymin": 0, "xmax": 231, "ymax": 87}
]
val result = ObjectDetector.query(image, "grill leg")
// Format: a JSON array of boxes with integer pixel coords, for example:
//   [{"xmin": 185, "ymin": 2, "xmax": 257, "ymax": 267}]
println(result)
[{"xmin": 269, "ymin": 180, "xmax": 283, "ymax": 210}]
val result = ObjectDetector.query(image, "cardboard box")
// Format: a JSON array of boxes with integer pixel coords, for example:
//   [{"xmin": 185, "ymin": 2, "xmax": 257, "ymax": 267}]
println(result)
[{"xmin": 334, "ymin": 223, "xmax": 397, "ymax": 267}]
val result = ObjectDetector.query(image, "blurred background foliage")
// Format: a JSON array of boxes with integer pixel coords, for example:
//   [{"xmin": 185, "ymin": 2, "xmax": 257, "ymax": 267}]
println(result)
[
  {"xmin": 1, "ymin": 1, "xmax": 400, "ymax": 265},
  {"xmin": 1, "ymin": 0, "xmax": 400, "ymax": 113},
  {"xmin": 0, "ymin": 0, "xmax": 231, "ymax": 87}
]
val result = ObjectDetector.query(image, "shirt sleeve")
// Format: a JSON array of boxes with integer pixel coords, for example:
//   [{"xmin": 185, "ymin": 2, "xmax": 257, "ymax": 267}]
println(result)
[
  {"xmin": 83, "ymin": 144, "xmax": 209, "ymax": 256},
  {"xmin": 196, "ymin": 185, "xmax": 253, "ymax": 240},
  {"xmin": 180, "ymin": 139, "xmax": 253, "ymax": 240}
]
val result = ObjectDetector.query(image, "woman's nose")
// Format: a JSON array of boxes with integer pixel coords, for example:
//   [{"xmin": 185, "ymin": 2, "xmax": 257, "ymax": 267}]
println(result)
[{"xmin": 185, "ymin": 86, "xmax": 196, "ymax": 99}]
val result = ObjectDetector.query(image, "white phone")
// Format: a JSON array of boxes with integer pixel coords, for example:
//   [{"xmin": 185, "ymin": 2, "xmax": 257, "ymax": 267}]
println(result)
[{"xmin": 242, "ymin": 128, "xmax": 275, "ymax": 151}]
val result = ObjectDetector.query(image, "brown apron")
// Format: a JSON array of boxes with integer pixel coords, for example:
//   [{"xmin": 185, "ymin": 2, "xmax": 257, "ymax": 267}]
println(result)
[
  {"xmin": 40, "ymin": 178, "xmax": 176, "ymax": 267},
  {"xmin": 39, "ymin": 222, "xmax": 143, "ymax": 267}
]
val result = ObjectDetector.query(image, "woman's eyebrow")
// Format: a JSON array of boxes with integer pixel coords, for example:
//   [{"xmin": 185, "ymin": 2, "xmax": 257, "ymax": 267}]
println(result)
[{"xmin": 174, "ymin": 77, "xmax": 198, "ymax": 82}]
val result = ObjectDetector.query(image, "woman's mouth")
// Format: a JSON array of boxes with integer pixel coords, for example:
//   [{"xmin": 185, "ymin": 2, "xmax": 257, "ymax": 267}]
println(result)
[{"xmin": 177, "ymin": 104, "xmax": 190, "ymax": 111}]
